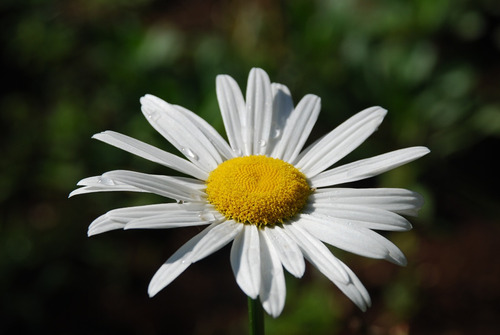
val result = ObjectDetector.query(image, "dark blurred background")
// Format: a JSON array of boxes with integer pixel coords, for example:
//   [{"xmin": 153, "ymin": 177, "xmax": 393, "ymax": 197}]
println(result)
[{"xmin": 1, "ymin": 0, "xmax": 499, "ymax": 334}]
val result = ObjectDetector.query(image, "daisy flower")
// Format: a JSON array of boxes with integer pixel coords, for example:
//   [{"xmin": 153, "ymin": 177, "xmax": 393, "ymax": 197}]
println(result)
[{"xmin": 71, "ymin": 68, "xmax": 429, "ymax": 317}]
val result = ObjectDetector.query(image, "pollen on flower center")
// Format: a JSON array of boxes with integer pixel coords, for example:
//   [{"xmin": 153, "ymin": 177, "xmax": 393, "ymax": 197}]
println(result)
[{"xmin": 205, "ymin": 155, "xmax": 311, "ymax": 228}]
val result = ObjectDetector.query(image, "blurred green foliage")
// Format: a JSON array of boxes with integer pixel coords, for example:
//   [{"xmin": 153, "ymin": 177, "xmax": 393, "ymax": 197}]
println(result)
[{"xmin": 1, "ymin": 0, "xmax": 499, "ymax": 334}]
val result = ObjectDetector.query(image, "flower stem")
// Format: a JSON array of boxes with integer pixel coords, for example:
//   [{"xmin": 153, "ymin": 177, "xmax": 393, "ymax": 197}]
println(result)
[{"xmin": 248, "ymin": 297, "xmax": 265, "ymax": 335}]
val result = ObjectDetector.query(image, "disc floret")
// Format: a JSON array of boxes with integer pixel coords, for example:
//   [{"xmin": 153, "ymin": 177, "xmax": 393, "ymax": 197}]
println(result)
[{"xmin": 206, "ymin": 156, "xmax": 311, "ymax": 228}]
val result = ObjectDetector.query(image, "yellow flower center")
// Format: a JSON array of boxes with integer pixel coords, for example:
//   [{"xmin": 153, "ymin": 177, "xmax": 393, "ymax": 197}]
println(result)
[{"xmin": 206, "ymin": 155, "xmax": 311, "ymax": 228}]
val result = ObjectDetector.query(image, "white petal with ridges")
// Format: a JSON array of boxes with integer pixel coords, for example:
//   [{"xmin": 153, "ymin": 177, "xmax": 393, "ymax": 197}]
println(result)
[
  {"xmin": 69, "ymin": 184, "xmax": 144, "ymax": 197},
  {"xmin": 140, "ymin": 94, "xmax": 223, "ymax": 172},
  {"xmin": 148, "ymin": 222, "xmax": 219, "ymax": 297},
  {"xmin": 271, "ymin": 94, "xmax": 321, "ymax": 163},
  {"xmin": 87, "ymin": 220, "xmax": 123, "ymax": 236},
  {"xmin": 245, "ymin": 68, "xmax": 273, "ymax": 156},
  {"xmin": 216, "ymin": 74, "xmax": 246, "ymax": 154},
  {"xmin": 267, "ymin": 83, "xmax": 294, "ymax": 153},
  {"xmin": 173, "ymin": 105, "xmax": 235, "ymax": 161},
  {"xmin": 265, "ymin": 226, "xmax": 305, "ymax": 278},
  {"xmin": 92, "ymin": 131, "xmax": 208, "ymax": 180},
  {"xmin": 259, "ymin": 229, "xmax": 286, "ymax": 318},
  {"xmin": 311, "ymin": 188, "xmax": 424, "ymax": 217},
  {"xmin": 334, "ymin": 260, "xmax": 371, "ymax": 311},
  {"xmin": 69, "ymin": 175, "xmax": 147, "ymax": 197},
  {"xmin": 100, "ymin": 170, "xmax": 205, "ymax": 201},
  {"xmin": 189, "ymin": 220, "xmax": 242, "ymax": 263},
  {"xmin": 296, "ymin": 214, "xmax": 407, "ymax": 265},
  {"xmin": 231, "ymin": 224, "xmax": 261, "ymax": 299},
  {"xmin": 368, "ymin": 231, "xmax": 407, "ymax": 266},
  {"xmin": 295, "ymin": 107, "xmax": 387, "ymax": 177},
  {"xmin": 311, "ymin": 146, "xmax": 431, "ymax": 188},
  {"xmin": 124, "ymin": 212, "xmax": 219, "ymax": 230},
  {"xmin": 88, "ymin": 202, "xmax": 207, "ymax": 236},
  {"xmin": 283, "ymin": 222, "xmax": 349, "ymax": 284},
  {"xmin": 304, "ymin": 202, "xmax": 412, "ymax": 231}
]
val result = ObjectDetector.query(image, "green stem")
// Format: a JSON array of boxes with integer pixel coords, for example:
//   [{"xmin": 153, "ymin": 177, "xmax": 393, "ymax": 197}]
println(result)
[{"xmin": 248, "ymin": 297, "xmax": 265, "ymax": 335}]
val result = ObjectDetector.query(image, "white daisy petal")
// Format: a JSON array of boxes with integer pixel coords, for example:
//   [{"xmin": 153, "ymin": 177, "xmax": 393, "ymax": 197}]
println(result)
[
  {"xmin": 311, "ymin": 146, "xmax": 431, "ymax": 188},
  {"xmin": 294, "ymin": 107, "xmax": 387, "ymax": 177},
  {"xmin": 312, "ymin": 188, "xmax": 424, "ymax": 217},
  {"xmin": 69, "ymin": 184, "xmax": 144, "ymax": 197},
  {"xmin": 75, "ymin": 173, "xmax": 205, "ymax": 191},
  {"xmin": 92, "ymin": 131, "xmax": 208, "ymax": 180},
  {"xmin": 259, "ymin": 229, "xmax": 286, "ymax": 318},
  {"xmin": 368, "ymin": 230, "xmax": 407, "ymax": 266},
  {"xmin": 71, "ymin": 175, "xmax": 147, "ymax": 194},
  {"xmin": 140, "ymin": 94, "xmax": 223, "ymax": 171},
  {"xmin": 265, "ymin": 226, "xmax": 305, "ymax": 278},
  {"xmin": 334, "ymin": 260, "xmax": 371, "ymax": 311},
  {"xmin": 148, "ymin": 222, "xmax": 218, "ymax": 297},
  {"xmin": 173, "ymin": 105, "xmax": 235, "ymax": 161},
  {"xmin": 283, "ymin": 222, "xmax": 349, "ymax": 284},
  {"xmin": 296, "ymin": 214, "xmax": 407, "ymax": 265},
  {"xmin": 149, "ymin": 221, "xmax": 241, "ymax": 298},
  {"xmin": 87, "ymin": 218, "xmax": 123, "ymax": 236},
  {"xmin": 216, "ymin": 74, "xmax": 246, "ymax": 154},
  {"xmin": 267, "ymin": 83, "xmax": 294, "ymax": 153},
  {"xmin": 75, "ymin": 176, "xmax": 117, "ymax": 187},
  {"xmin": 190, "ymin": 220, "xmax": 243, "ymax": 263},
  {"xmin": 271, "ymin": 94, "xmax": 321, "ymax": 163},
  {"xmin": 230, "ymin": 224, "xmax": 261, "ymax": 299},
  {"xmin": 304, "ymin": 202, "xmax": 412, "ymax": 231},
  {"xmin": 124, "ymin": 211, "xmax": 219, "ymax": 230},
  {"xmin": 245, "ymin": 68, "xmax": 273, "ymax": 156},
  {"xmin": 101, "ymin": 170, "xmax": 205, "ymax": 201},
  {"xmin": 88, "ymin": 203, "xmax": 206, "ymax": 236}
]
